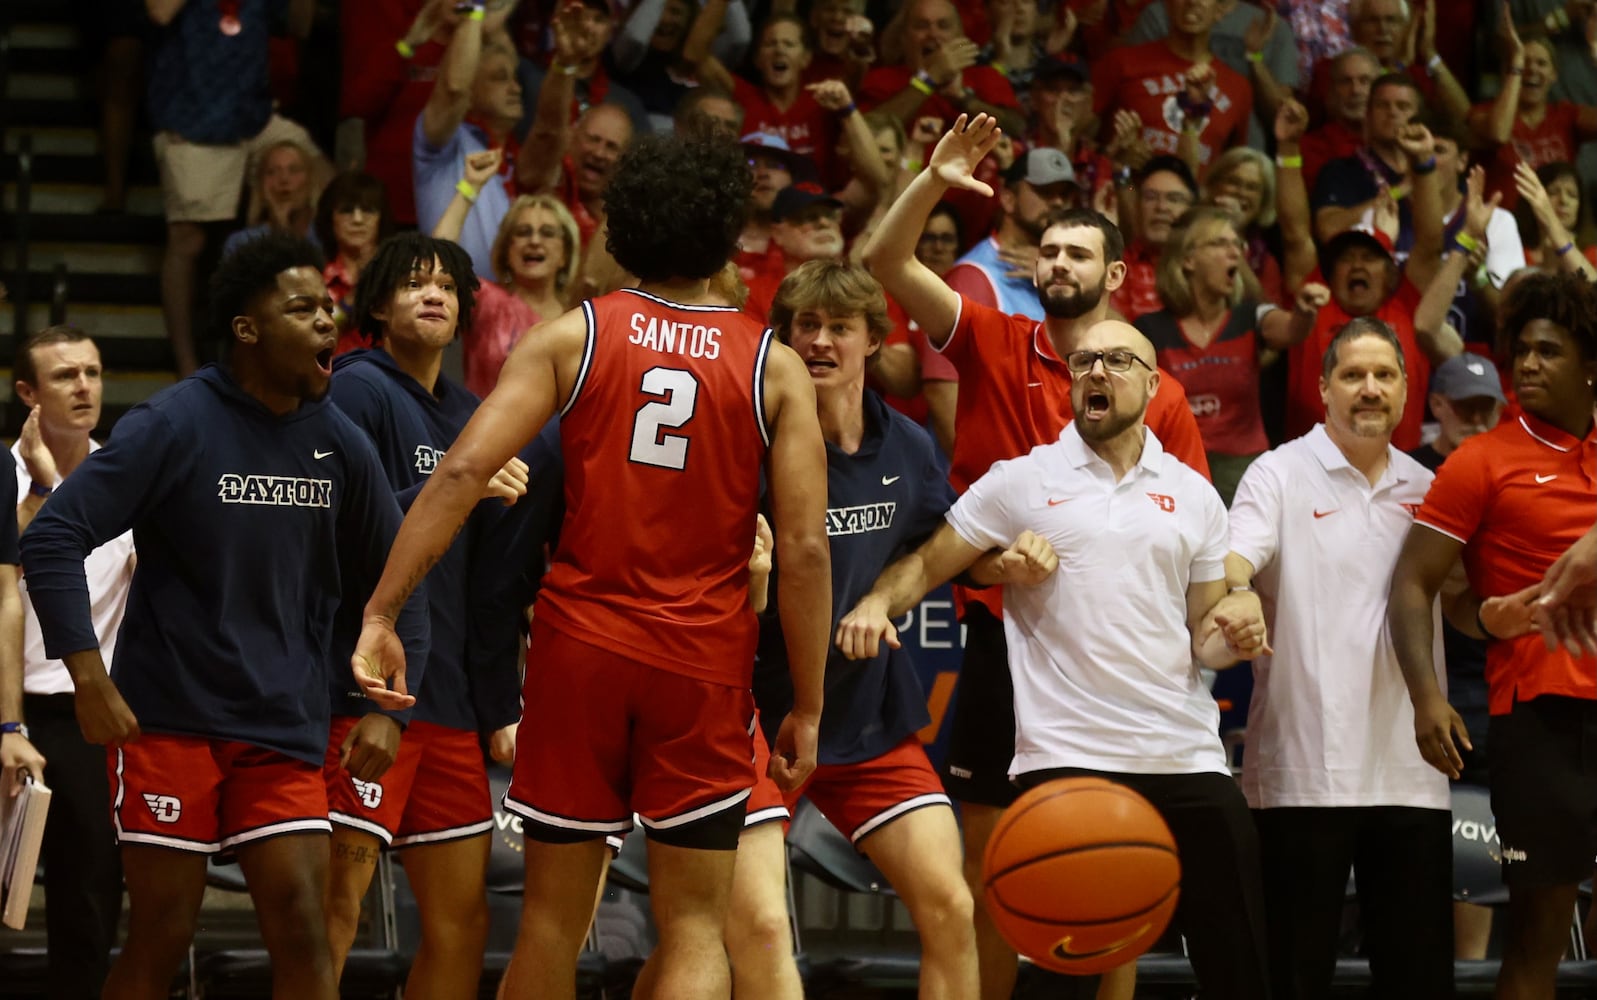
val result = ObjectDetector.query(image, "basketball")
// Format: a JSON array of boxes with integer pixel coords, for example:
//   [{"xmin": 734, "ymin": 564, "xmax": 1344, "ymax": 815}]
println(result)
[{"xmin": 982, "ymin": 777, "xmax": 1181, "ymax": 975}]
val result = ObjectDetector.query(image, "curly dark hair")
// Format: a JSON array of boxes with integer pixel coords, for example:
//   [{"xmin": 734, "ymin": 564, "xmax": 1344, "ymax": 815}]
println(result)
[
  {"xmin": 209, "ymin": 231, "xmax": 325, "ymax": 341},
  {"xmin": 353, "ymin": 232, "xmax": 480, "ymax": 345},
  {"xmin": 1499, "ymin": 270, "xmax": 1597, "ymax": 361},
  {"xmin": 313, "ymin": 171, "xmax": 392, "ymax": 256},
  {"xmin": 603, "ymin": 133, "xmax": 752, "ymax": 282}
]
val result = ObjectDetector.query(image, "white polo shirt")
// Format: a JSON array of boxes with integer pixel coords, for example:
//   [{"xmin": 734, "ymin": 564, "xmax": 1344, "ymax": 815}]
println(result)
[
  {"xmin": 946, "ymin": 423, "xmax": 1231, "ymax": 778},
  {"xmin": 1229, "ymin": 425, "xmax": 1448, "ymax": 810},
  {"xmin": 14, "ymin": 441, "xmax": 135, "ymax": 695}
]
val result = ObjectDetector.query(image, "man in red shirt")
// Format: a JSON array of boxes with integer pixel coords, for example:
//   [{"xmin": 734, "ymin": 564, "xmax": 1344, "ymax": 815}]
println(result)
[
  {"xmin": 1301, "ymin": 47, "xmax": 1379, "ymax": 192},
  {"xmin": 1091, "ymin": 0, "xmax": 1253, "ymax": 170},
  {"xmin": 351, "ymin": 134, "xmax": 834, "ymax": 1000},
  {"xmin": 858, "ymin": 0, "xmax": 1024, "ymax": 136},
  {"xmin": 1389, "ymin": 270, "xmax": 1597, "ymax": 1000},
  {"xmin": 1111, "ymin": 156, "xmax": 1198, "ymax": 322},
  {"xmin": 864, "ymin": 114, "xmax": 1209, "ymax": 1000}
]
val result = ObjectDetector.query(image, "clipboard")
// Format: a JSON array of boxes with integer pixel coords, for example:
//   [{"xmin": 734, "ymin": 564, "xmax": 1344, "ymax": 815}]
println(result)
[{"xmin": 1, "ymin": 775, "xmax": 51, "ymax": 930}]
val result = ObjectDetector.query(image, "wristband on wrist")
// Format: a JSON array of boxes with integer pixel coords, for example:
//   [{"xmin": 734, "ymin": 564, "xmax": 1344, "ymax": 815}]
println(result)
[
  {"xmin": 1228, "ymin": 584, "xmax": 1255, "ymax": 594},
  {"xmin": 27, "ymin": 480, "xmax": 51, "ymax": 498},
  {"xmin": 1411, "ymin": 156, "xmax": 1438, "ymax": 176},
  {"xmin": 0, "ymin": 721, "xmax": 28, "ymax": 740},
  {"xmin": 1275, "ymin": 154, "xmax": 1302, "ymax": 169},
  {"xmin": 468, "ymin": 3, "xmax": 486, "ymax": 20},
  {"xmin": 1453, "ymin": 231, "xmax": 1481, "ymax": 253},
  {"xmin": 911, "ymin": 70, "xmax": 936, "ymax": 95},
  {"xmin": 396, "ymin": 39, "xmax": 416, "ymax": 58},
  {"xmin": 1558, "ymin": 241, "xmax": 1577, "ymax": 256},
  {"xmin": 990, "ymin": 60, "xmax": 1009, "ymax": 77},
  {"xmin": 1246, "ymin": 50, "xmax": 1264, "ymax": 64},
  {"xmin": 1426, "ymin": 53, "xmax": 1444, "ymax": 76},
  {"xmin": 456, "ymin": 179, "xmax": 480, "ymax": 202},
  {"xmin": 836, "ymin": 101, "xmax": 858, "ymax": 117},
  {"xmin": 1476, "ymin": 605, "xmax": 1501, "ymax": 642},
  {"xmin": 1389, "ymin": 183, "xmax": 1409, "ymax": 201}
]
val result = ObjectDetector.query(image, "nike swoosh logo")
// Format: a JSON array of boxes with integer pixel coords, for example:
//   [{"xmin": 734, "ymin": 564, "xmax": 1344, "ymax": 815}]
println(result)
[
  {"xmin": 1313, "ymin": 509, "xmax": 1337, "ymax": 519},
  {"xmin": 1027, "ymin": 382, "xmax": 1044, "ymax": 388},
  {"xmin": 313, "ymin": 450, "xmax": 334, "ymax": 460},
  {"xmin": 1536, "ymin": 474, "xmax": 1557, "ymax": 484},
  {"xmin": 1051, "ymin": 924, "xmax": 1154, "ymax": 960},
  {"xmin": 1047, "ymin": 497, "xmax": 1071, "ymax": 506},
  {"xmin": 881, "ymin": 475, "xmax": 900, "ymax": 485}
]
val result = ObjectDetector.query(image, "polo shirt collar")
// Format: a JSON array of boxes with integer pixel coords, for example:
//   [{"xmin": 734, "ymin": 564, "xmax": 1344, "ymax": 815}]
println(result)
[
  {"xmin": 1059, "ymin": 421, "xmax": 1166, "ymax": 478},
  {"xmin": 1033, "ymin": 322, "xmax": 1065, "ymax": 364},
  {"xmin": 1517, "ymin": 411, "xmax": 1595, "ymax": 453},
  {"xmin": 1305, "ymin": 424, "xmax": 1411, "ymax": 490}
]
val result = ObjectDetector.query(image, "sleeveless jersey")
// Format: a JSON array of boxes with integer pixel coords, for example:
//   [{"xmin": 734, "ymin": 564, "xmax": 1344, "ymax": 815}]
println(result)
[{"xmin": 535, "ymin": 288, "xmax": 774, "ymax": 688}]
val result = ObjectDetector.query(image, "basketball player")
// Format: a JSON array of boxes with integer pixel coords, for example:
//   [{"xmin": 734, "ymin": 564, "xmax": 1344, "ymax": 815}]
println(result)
[
  {"xmin": 837, "ymin": 320, "xmax": 1272, "ymax": 1000},
  {"xmin": 1390, "ymin": 271, "xmax": 1597, "ymax": 999},
  {"xmin": 18, "ymin": 232, "xmax": 429, "ymax": 1000},
  {"xmin": 320, "ymin": 232, "xmax": 533, "ymax": 995},
  {"xmin": 728, "ymin": 259, "xmax": 979, "ymax": 1000},
  {"xmin": 349, "ymin": 133, "xmax": 833, "ymax": 1000},
  {"xmin": 862, "ymin": 113, "xmax": 1211, "ymax": 1000}
]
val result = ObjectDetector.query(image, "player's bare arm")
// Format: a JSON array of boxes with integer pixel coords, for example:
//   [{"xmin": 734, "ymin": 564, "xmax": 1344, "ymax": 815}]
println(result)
[
  {"xmin": 862, "ymin": 114, "xmax": 1001, "ymax": 349},
  {"xmin": 836, "ymin": 521, "xmax": 989, "ymax": 661},
  {"xmin": 0, "ymin": 563, "xmax": 44, "ymax": 787},
  {"xmin": 1388, "ymin": 523, "xmax": 1472, "ymax": 780},
  {"xmin": 354, "ymin": 310, "xmax": 586, "ymax": 703},
  {"xmin": 62, "ymin": 647, "xmax": 139, "ymax": 746},
  {"xmin": 763, "ymin": 342, "xmax": 831, "ymax": 791}
]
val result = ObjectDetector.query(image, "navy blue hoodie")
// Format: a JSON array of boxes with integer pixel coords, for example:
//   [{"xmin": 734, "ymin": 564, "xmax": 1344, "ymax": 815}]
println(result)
[
  {"xmin": 327, "ymin": 348, "xmax": 521, "ymax": 732},
  {"xmin": 754, "ymin": 391, "xmax": 955, "ymax": 764},
  {"xmin": 20, "ymin": 365, "xmax": 430, "ymax": 764}
]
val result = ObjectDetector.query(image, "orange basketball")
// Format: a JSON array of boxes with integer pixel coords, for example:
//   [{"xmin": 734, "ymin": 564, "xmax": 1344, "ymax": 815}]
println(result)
[{"xmin": 982, "ymin": 777, "xmax": 1180, "ymax": 975}]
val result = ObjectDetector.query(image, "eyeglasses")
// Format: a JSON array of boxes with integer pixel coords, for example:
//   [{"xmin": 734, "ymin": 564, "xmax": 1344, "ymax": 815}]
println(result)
[
  {"xmin": 1141, "ymin": 190, "xmax": 1194, "ymax": 208},
  {"xmin": 918, "ymin": 232, "xmax": 959, "ymax": 245},
  {"xmin": 1064, "ymin": 349, "xmax": 1154, "ymax": 374},
  {"xmin": 1197, "ymin": 236, "xmax": 1246, "ymax": 252}
]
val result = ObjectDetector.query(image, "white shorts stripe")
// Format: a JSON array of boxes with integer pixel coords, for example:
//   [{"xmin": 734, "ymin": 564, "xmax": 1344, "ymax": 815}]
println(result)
[
  {"xmin": 219, "ymin": 817, "xmax": 334, "ymax": 851},
  {"xmin": 392, "ymin": 819, "xmax": 494, "ymax": 849},
  {"xmin": 744, "ymin": 805, "xmax": 790, "ymax": 829},
  {"xmin": 639, "ymin": 788, "xmax": 752, "ymax": 831},
  {"xmin": 849, "ymin": 793, "xmax": 952, "ymax": 844},
  {"xmin": 502, "ymin": 796, "xmax": 632, "ymax": 835},
  {"xmin": 329, "ymin": 810, "xmax": 394, "ymax": 846},
  {"xmin": 116, "ymin": 830, "xmax": 222, "ymax": 854}
]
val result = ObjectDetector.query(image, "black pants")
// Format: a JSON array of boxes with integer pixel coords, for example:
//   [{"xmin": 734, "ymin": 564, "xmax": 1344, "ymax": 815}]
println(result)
[
  {"xmin": 24, "ymin": 692, "xmax": 123, "ymax": 1000},
  {"xmin": 1018, "ymin": 768, "xmax": 1272, "ymax": 1000},
  {"xmin": 1253, "ymin": 806, "xmax": 1453, "ymax": 1000}
]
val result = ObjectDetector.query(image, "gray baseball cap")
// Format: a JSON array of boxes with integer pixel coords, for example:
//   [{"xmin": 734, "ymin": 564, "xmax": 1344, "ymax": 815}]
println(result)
[
  {"xmin": 1429, "ymin": 354, "xmax": 1506, "ymax": 402},
  {"xmin": 1003, "ymin": 147, "xmax": 1077, "ymax": 188}
]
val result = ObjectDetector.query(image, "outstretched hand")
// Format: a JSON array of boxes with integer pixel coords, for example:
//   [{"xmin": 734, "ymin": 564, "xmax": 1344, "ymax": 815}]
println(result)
[
  {"xmin": 352, "ymin": 616, "xmax": 417, "ymax": 711},
  {"xmin": 928, "ymin": 115, "xmax": 1003, "ymax": 198}
]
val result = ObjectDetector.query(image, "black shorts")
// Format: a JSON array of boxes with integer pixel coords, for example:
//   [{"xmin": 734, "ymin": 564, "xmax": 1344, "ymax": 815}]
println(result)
[
  {"xmin": 1488, "ymin": 695, "xmax": 1597, "ymax": 888},
  {"xmin": 941, "ymin": 603, "xmax": 1020, "ymax": 808}
]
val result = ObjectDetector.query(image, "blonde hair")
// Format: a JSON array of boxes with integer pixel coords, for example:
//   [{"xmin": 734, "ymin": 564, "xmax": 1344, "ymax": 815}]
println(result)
[
  {"xmin": 769, "ymin": 259, "xmax": 892, "ymax": 344},
  {"xmin": 245, "ymin": 139, "xmax": 319, "ymax": 232},
  {"xmin": 1155, "ymin": 207, "xmax": 1263, "ymax": 317},
  {"xmin": 490, "ymin": 195, "xmax": 582, "ymax": 290},
  {"xmin": 1204, "ymin": 147, "xmax": 1277, "ymax": 229}
]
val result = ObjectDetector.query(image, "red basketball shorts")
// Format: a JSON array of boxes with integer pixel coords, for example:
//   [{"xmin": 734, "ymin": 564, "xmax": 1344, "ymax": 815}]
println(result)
[
  {"xmin": 109, "ymin": 734, "xmax": 330, "ymax": 854},
  {"xmin": 323, "ymin": 717, "xmax": 493, "ymax": 847},
  {"xmin": 787, "ymin": 736, "xmax": 951, "ymax": 844},
  {"xmin": 506, "ymin": 623, "xmax": 756, "ymax": 850},
  {"xmin": 745, "ymin": 712, "xmax": 789, "ymax": 829}
]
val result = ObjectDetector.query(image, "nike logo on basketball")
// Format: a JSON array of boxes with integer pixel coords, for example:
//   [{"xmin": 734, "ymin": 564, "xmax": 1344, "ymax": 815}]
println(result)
[
  {"xmin": 1535, "ymin": 474, "xmax": 1557, "ymax": 484},
  {"xmin": 313, "ymin": 449, "xmax": 334, "ymax": 460},
  {"xmin": 1313, "ymin": 509, "xmax": 1337, "ymax": 519},
  {"xmin": 1051, "ymin": 925, "xmax": 1153, "ymax": 960},
  {"xmin": 882, "ymin": 475, "xmax": 901, "ymax": 485}
]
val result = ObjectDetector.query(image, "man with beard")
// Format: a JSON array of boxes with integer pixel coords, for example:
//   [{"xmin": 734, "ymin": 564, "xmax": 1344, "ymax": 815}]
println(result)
[
  {"xmin": 1224, "ymin": 317, "xmax": 1454, "ymax": 998},
  {"xmin": 1391, "ymin": 270, "xmax": 1597, "ymax": 1000},
  {"xmin": 838, "ymin": 317, "xmax": 1272, "ymax": 1000},
  {"xmin": 944, "ymin": 147, "xmax": 1081, "ymax": 320},
  {"xmin": 865, "ymin": 114, "xmax": 1209, "ymax": 1000}
]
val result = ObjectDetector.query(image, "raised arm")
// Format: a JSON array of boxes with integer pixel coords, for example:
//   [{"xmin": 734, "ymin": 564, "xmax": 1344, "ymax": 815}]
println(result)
[
  {"xmin": 1475, "ymin": 2, "xmax": 1526, "ymax": 146},
  {"xmin": 761, "ymin": 343, "xmax": 831, "ymax": 790},
  {"xmin": 1400, "ymin": 123, "xmax": 1447, "ymax": 297},
  {"xmin": 1388, "ymin": 523, "xmax": 1471, "ymax": 779},
  {"xmin": 1415, "ymin": 167, "xmax": 1498, "ymax": 358},
  {"xmin": 1273, "ymin": 100, "xmax": 1318, "ymax": 292},
  {"xmin": 863, "ymin": 114, "xmax": 1001, "ymax": 347},
  {"xmin": 1259, "ymin": 283, "xmax": 1330, "ymax": 350},
  {"xmin": 1516, "ymin": 161, "xmax": 1597, "ymax": 280},
  {"xmin": 431, "ymin": 148, "xmax": 504, "ymax": 242},
  {"xmin": 420, "ymin": 0, "xmax": 485, "ymax": 150},
  {"xmin": 1242, "ymin": 8, "xmax": 1292, "ymax": 124},
  {"xmin": 1413, "ymin": 0, "xmax": 1472, "ymax": 124},
  {"xmin": 518, "ymin": 5, "xmax": 595, "ymax": 193},
  {"xmin": 679, "ymin": 0, "xmax": 738, "ymax": 94}
]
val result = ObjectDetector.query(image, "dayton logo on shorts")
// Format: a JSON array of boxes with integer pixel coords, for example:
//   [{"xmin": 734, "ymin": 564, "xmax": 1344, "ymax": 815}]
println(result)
[
  {"xmin": 414, "ymin": 445, "xmax": 443, "ymax": 475},
  {"xmin": 350, "ymin": 778, "xmax": 384, "ymax": 809},
  {"xmin": 1146, "ymin": 493, "xmax": 1176, "ymax": 513},
  {"xmin": 142, "ymin": 793, "xmax": 182, "ymax": 823},
  {"xmin": 826, "ymin": 502, "xmax": 896, "ymax": 537},
  {"xmin": 217, "ymin": 474, "xmax": 333, "ymax": 508}
]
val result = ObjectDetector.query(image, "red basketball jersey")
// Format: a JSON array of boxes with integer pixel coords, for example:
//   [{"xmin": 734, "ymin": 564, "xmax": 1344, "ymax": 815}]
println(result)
[{"xmin": 535, "ymin": 288, "xmax": 773, "ymax": 688}]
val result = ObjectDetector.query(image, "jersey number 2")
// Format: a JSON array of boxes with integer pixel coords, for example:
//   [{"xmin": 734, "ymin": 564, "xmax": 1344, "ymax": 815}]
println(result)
[{"xmin": 629, "ymin": 367, "xmax": 698, "ymax": 470}]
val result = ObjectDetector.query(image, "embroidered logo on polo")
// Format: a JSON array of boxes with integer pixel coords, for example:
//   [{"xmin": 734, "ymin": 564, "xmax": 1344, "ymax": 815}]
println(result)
[
  {"xmin": 217, "ymin": 474, "xmax": 333, "ymax": 508},
  {"xmin": 1146, "ymin": 493, "xmax": 1176, "ymax": 513}
]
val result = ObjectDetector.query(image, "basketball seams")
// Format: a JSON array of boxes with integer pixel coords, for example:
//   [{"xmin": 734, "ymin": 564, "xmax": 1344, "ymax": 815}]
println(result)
[
  {"xmin": 989, "ymin": 884, "xmax": 1180, "ymax": 927},
  {"xmin": 983, "ymin": 839, "xmax": 1180, "ymax": 886}
]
